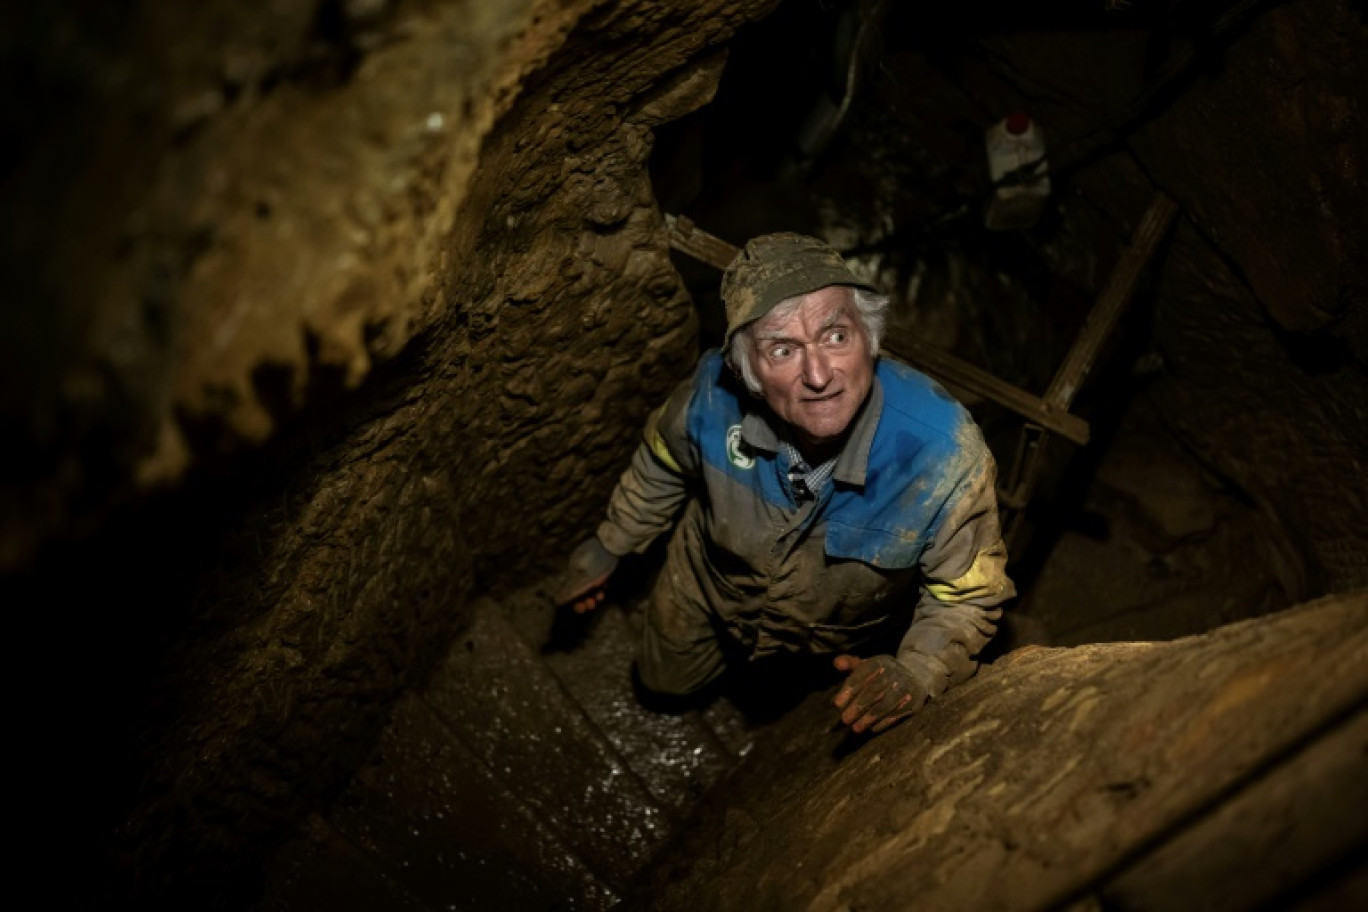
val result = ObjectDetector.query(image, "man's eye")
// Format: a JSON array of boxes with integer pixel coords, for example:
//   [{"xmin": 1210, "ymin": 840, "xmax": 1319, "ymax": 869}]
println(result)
[
  {"xmin": 826, "ymin": 329, "xmax": 848, "ymax": 345},
  {"xmin": 770, "ymin": 345, "xmax": 793, "ymax": 359}
]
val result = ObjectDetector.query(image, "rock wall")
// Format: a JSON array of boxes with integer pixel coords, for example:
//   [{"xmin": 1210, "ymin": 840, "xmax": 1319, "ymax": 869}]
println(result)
[
  {"xmin": 631, "ymin": 592, "xmax": 1368, "ymax": 911},
  {"xmin": 1153, "ymin": 224, "xmax": 1368, "ymax": 596},
  {"xmin": 3, "ymin": 0, "xmax": 775, "ymax": 905},
  {"xmin": 2, "ymin": 0, "xmax": 534, "ymax": 568}
]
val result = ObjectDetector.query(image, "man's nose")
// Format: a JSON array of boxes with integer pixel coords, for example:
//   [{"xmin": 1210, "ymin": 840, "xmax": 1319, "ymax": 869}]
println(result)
[{"xmin": 802, "ymin": 347, "xmax": 832, "ymax": 389}]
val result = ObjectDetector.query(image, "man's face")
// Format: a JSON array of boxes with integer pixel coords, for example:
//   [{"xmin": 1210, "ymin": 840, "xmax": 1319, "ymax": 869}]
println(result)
[{"xmin": 748, "ymin": 285, "xmax": 875, "ymax": 449}]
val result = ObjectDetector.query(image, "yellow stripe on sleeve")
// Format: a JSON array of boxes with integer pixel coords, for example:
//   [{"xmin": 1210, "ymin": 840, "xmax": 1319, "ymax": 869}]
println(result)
[
  {"xmin": 924, "ymin": 541, "xmax": 1010, "ymax": 603},
  {"xmin": 647, "ymin": 429, "xmax": 682, "ymax": 474}
]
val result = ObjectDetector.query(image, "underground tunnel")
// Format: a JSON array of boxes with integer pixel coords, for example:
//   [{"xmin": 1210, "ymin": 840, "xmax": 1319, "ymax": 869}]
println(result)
[{"xmin": 2, "ymin": 0, "xmax": 1366, "ymax": 909}]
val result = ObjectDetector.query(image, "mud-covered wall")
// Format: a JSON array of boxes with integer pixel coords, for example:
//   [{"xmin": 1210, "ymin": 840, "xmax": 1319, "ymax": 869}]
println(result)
[
  {"xmin": 3, "ymin": 0, "xmax": 523, "ymax": 566},
  {"xmin": 4, "ymin": 0, "xmax": 775, "ymax": 905},
  {"xmin": 632, "ymin": 592, "xmax": 1368, "ymax": 911}
]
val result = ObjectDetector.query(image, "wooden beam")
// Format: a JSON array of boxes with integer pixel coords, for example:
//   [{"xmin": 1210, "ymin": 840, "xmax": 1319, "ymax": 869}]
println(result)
[
  {"xmin": 663, "ymin": 213, "xmax": 1092, "ymax": 445},
  {"xmin": 665, "ymin": 214, "xmax": 739, "ymax": 271},
  {"xmin": 1045, "ymin": 193, "xmax": 1179, "ymax": 410},
  {"xmin": 890, "ymin": 338, "xmax": 1091, "ymax": 445}
]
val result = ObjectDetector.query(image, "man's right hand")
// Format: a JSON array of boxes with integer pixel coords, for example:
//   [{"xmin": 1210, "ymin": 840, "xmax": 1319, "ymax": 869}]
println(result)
[
  {"xmin": 832, "ymin": 654, "xmax": 933, "ymax": 734},
  {"xmin": 553, "ymin": 536, "xmax": 620, "ymax": 613}
]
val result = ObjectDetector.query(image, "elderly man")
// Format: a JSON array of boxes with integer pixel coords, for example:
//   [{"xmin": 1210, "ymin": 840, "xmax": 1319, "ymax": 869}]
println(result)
[{"xmin": 557, "ymin": 232, "xmax": 1014, "ymax": 735}]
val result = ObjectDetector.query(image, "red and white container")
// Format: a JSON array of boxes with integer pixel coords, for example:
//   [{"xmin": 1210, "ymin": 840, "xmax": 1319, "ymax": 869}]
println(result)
[{"xmin": 984, "ymin": 112, "xmax": 1052, "ymax": 231}]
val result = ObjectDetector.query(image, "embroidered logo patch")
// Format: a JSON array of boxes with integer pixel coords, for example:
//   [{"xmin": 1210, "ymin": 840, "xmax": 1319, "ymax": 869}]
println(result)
[{"xmin": 726, "ymin": 425, "xmax": 755, "ymax": 470}]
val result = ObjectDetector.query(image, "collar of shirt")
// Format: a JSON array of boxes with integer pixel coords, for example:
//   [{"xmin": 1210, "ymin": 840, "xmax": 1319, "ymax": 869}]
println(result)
[
  {"xmin": 739, "ymin": 370, "xmax": 883, "ymax": 489},
  {"xmin": 780, "ymin": 440, "xmax": 837, "ymax": 501}
]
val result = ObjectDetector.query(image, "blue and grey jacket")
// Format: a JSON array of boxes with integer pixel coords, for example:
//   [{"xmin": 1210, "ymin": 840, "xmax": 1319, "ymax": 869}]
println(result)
[{"xmin": 598, "ymin": 349, "xmax": 1014, "ymax": 697}]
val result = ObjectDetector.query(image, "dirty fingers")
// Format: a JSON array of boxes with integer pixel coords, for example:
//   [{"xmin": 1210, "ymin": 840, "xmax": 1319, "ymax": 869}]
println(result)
[{"xmin": 833, "ymin": 654, "xmax": 929, "ymax": 735}]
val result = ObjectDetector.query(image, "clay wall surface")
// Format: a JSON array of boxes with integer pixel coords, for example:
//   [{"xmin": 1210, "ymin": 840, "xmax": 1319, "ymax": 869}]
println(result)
[
  {"xmin": 631, "ymin": 592, "xmax": 1368, "ymax": 911},
  {"xmin": 4, "ymin": 0, "xmax": 774, "ymax": 902}
]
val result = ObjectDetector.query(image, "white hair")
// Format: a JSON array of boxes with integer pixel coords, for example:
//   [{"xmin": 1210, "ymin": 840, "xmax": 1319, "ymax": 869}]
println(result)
[{"xmin": 729, "ymin": 286, "xmax": 889, "ymax": 396}]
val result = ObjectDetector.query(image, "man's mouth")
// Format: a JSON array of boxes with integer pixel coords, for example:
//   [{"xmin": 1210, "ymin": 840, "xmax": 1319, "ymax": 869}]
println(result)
[{"xmin": 803, "ymin": 390, "xmax": 842, "ymax": 403}]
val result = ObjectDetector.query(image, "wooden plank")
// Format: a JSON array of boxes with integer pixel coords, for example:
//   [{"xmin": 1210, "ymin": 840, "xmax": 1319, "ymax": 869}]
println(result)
[
  {"xmin": 665, "ymin": 214, "xmax": 740, "ymax": 271},
  {"xmin": 664, "ymin": 214, "xmax": 1091, "ymax": 445},
  {"xmin": 1044, "ymin": 193, "xmax": 1179, "ymax": 410},
  {"xmin": 889, "ymin": 338, "xmax": 1090, "ymax": 445}
]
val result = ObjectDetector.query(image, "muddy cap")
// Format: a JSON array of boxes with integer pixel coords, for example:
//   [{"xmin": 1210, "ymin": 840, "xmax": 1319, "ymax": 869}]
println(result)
[{"xmin": 720, "ymin": 232, "xmax": 876, "ymax": 351}]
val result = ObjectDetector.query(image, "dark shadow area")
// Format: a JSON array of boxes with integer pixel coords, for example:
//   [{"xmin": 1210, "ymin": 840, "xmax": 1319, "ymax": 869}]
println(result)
[
  {"xmin": 5, "ymin": 326, "xmax": 442, "ymax": 909},
  {"xmin": 1005, "ymin": 254, "xmax": 1169, "ymax": 591},
  {"xmin": 542, "ymin": 599, "xmax": 607, "ymax": 654}
]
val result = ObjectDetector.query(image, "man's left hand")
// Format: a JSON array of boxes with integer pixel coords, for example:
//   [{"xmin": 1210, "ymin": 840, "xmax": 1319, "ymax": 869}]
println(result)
[{"xmin": 833, "ymin": 654, "xmax": 932, "ymax": 734}]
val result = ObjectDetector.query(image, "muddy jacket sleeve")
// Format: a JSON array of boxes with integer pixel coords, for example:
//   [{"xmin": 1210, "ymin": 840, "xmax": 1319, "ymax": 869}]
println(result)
[
  {"xmin": 595, "ymin": 375, "xmax": 700, "ymax": 557},
  {"xmin": 896, "ymin": 449, "xmax": 1016, "ymax": 698}
]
